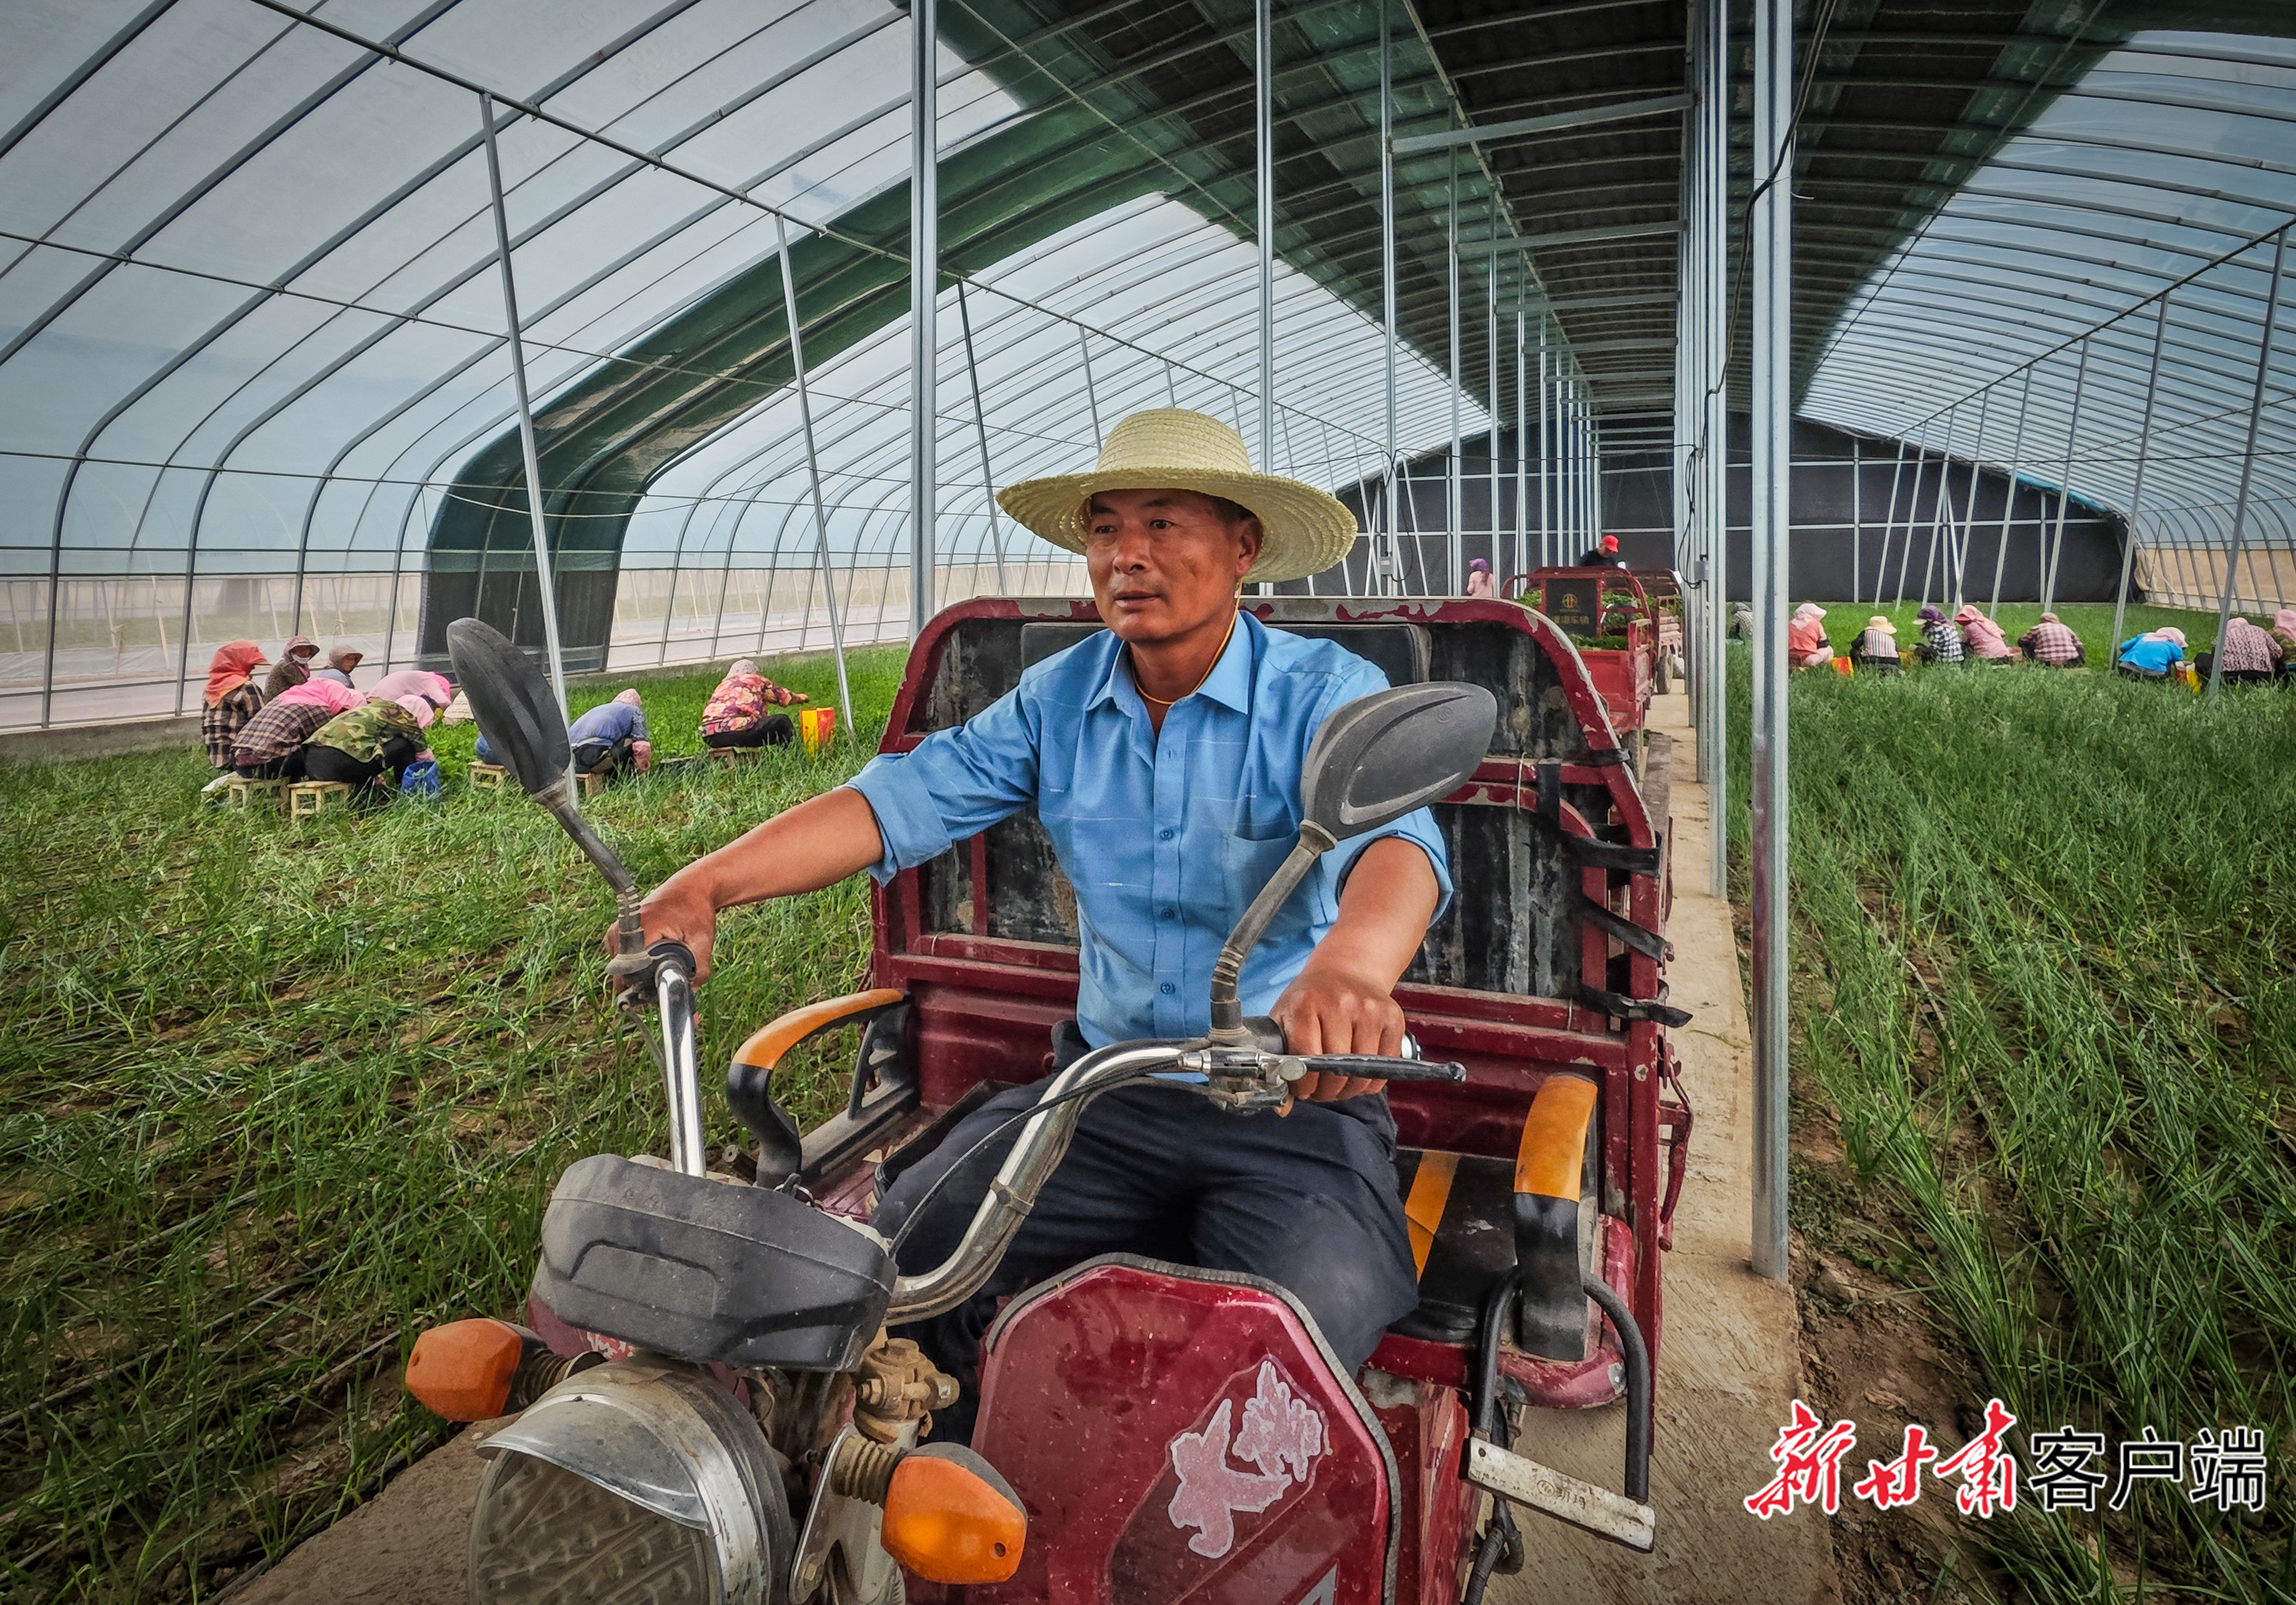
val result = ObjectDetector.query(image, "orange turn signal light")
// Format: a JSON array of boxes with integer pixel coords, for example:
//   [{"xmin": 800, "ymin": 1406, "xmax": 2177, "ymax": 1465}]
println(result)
[
  {"xmin": 881, "ymin": 1444, "xmax": 1026, "ymax": 1584},
  {"xmin": 405, "ymin": 1318, "xmax": 524, "ymax": 1422}
]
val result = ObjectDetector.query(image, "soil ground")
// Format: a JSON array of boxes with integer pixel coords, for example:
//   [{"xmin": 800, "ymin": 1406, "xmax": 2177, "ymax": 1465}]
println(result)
[
  {"xmin": 1490, "ymin": 689, "xmax": 1836, "ymax": 1604},
  {"xmin": 218, "ymin": 685, "xmax": 1845, "ymax": 1605}
]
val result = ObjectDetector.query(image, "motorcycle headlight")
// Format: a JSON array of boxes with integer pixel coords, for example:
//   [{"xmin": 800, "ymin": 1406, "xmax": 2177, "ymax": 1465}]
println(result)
[{"xmin": 468, "ymin": 1361, "xmax": 792, "ymax": 1605}]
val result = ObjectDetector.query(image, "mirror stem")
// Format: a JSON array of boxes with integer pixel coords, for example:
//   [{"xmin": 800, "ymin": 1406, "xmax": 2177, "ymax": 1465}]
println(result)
[
  {"xmin": 1207, "ymin": 823, "xmax": 1336, "ymax": 1043},
  {"xmin": 535, "ymin": 781, "xmax": 643, "ymax": 948}
]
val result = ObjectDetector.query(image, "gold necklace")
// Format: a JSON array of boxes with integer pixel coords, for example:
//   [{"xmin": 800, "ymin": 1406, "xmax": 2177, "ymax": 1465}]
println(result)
[{"xmin": 1134, "ymin": 608, "xmax": 1239, "ymax": 707}]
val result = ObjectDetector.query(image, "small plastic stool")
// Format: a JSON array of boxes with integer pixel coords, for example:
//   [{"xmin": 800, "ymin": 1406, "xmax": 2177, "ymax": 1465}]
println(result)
[
  {"xmin": 289, "ymin": 780, "xmax": 355, "ymax": 817},
  {"xmin": 227, "ymin": 777, "xmax": 285, "ymax": 811}
]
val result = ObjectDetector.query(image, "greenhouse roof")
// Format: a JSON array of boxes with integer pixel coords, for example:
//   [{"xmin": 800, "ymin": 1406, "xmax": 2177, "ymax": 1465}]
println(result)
[{"xmin": 2, "ymin": 0, "xmax": 2295, "ymax": 726}]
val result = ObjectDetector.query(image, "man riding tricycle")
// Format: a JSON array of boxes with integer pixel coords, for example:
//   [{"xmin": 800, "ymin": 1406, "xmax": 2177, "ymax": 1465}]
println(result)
[{"xmin": 407, "ymin": 407, "xmax": 1690, "ymax": 1603}]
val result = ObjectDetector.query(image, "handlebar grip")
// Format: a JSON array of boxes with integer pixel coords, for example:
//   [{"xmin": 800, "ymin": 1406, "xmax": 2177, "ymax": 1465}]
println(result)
[
  {"xmin": 607, "ymin": 938, "xmax": 698, "ymax": 1002},
  {"xmin": 647, "ymin": 940, "xmax": 697, "ymax": 984},
  {"xmin": 1301, "ymin": 1054, "xmax": 1466, "ymax": 1084}
]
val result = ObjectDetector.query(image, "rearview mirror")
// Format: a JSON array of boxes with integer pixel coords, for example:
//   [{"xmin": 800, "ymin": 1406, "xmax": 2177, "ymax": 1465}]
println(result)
[
  {"xmin": 1207, "ymin": 682, "xmax": 1497, "ymax": 1038},
  {"xmin": 1300, "ymin": 682, "xmax": 1498, "ymax": 839},
  {"xmin": 444, "ymin": 617, "xmax": 640, "ymax": 913},
  {"xmin": 446, "ymin": 617, "xmax": 570, "ymax": 796}
]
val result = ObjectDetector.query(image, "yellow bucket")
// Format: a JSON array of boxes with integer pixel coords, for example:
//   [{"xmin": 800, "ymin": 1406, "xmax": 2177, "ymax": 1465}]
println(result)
[{"xmin": 798, "ymin": 705, "xmax": 836, "ymax": 752}]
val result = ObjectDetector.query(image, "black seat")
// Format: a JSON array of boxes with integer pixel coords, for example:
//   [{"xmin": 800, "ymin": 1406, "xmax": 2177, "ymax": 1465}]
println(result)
[{"xmin": 1388, "ymin": 1148, "xmax": 1517, "ymax": 1345}]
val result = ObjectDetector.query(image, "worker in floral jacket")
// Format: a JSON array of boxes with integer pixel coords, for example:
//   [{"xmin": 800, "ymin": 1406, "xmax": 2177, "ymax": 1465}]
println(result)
[{"xmin": 699, "ymin": 658, "xmax": 807, "ymax": 750}]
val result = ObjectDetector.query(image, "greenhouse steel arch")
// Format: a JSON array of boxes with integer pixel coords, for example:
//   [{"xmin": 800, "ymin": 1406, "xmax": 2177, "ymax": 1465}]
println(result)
[{"xmin": 9, "ymin": 0, "xmax": 2296, "ymax": 1282}]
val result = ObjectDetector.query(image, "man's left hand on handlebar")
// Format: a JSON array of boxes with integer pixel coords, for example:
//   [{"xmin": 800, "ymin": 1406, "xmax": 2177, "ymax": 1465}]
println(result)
[
  {"xmin": 1268, "ymin": 835, "xmax": 1438, "ymax": 1101},
  {"xmin": 1270, "ymin": 960, "xmax": 1404, "ymax": 1101}
]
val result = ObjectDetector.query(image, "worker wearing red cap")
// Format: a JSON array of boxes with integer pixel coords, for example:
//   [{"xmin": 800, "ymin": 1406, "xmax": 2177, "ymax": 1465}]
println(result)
[{"xmin": 1577, "ymin": 533, "xmax": 1627, "ymax": 568}]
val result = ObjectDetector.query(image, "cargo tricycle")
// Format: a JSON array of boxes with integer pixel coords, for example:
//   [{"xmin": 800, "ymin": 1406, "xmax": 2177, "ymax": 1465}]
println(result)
[{"xmin": 407, "ymin": 597, "xmax": 1691, "ymax": 1604}]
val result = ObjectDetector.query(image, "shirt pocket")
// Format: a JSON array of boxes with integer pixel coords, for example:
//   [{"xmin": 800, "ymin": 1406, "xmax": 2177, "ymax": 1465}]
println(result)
[{"xmin": 1211, "ymin": 791, "xmax": 1303, "ymax": 922}]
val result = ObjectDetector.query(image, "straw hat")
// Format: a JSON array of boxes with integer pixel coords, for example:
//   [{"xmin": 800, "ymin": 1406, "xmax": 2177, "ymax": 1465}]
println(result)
[
  {"xmin": 1868, "ymin": 614, "xmax": 1894, "ymax": 632},
  {"xmin": 996, "ymin": 408, "xmax": 1358, "ymax": 583}
]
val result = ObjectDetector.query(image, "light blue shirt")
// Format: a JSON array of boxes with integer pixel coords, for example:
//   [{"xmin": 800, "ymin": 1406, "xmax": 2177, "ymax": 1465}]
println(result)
[
  {"xmin": 2116, "ymin": 635, "xmax": 2182, "ymax": 673},
  {"xmin": 845, "ymin": 612, "xmax": 1453, "ymax": 1048}
]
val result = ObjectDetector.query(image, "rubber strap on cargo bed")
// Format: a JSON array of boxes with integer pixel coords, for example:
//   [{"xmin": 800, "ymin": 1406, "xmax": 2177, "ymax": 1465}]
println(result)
[
  {"xmin": 1577, "ymin": 894, "xmax": 1670, "ymax": 961},
  {"xmin": 1534, "ymin": 762, "xmax": 1664, "ymax": 876},
  {"xmin": 1578, "ymin": 982, "xmax": 1693, "ymax": 1029}
]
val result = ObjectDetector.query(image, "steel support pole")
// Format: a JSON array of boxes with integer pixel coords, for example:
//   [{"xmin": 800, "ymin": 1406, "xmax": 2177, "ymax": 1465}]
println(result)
[
  {"xmin": 2208, "ymin": 225, "xmax": 2289, "ymax": 699},
  {"xmin": 1515, "ymin": 287, "xmax": 1529, "ymax": 586},
  {"xmin": 1379, "ymin": 0, "xmax": 1400, "ymax": 596},
  {"xmin": 775, "ymin": 214, "xmax": 855, "ymax": 736},
  {"xmin": 909, "ymin": 0, "xmax": 939, "ymax": 637},
  {"xmin": 1448, "ymin": 150, "xmax": 1463, "ymax": 592},
  {"xmin": 1893, "ymin": 446, "xmax": 1923, "ymax": 605},
  {"xmin": 955, "ymin": 282, "xmax": 1008, "ymax": 592},
  {"xmin": 479, "ymin": 93, "xmax": 569, "ymax": 725},
  {"xmin": 1256, "ymin": 0, "xmax": 1275, "ymax": 474},
  {"xmin": 2112, "ymin": 295, "xmax": 2172, "ymax": 653},
  {"xmin": 1748, "ymin": 0, "xmax": 1792, "ymax": 1283},
  {"xmin": 1869, "ymin": 439, "xmax": 1904, "ymax": 606},
  {"xmin": 1077, "ymin": 327, "xmax": 1103, "ymax": 445},
  {"xmin": 1990, "ymin": 366, "xmax": 2030, "ymax": 615},
  {"xmin": 1700, "ymin": 0, "xmax": 1727, "ymax": 883},
  {"xmin": 1537, "ymin": 328, "xmax": 1551, "ymax": 567},
  {"xmin": 1952, "ymin": 392, "xmax": 1990, "ymax": 611},
  {"xmin": 1487, "ymin": 211, "xmax": 1500, "ymax": 583},
  {"xmin": 2042, "ymin": 338, "xmax": 2089, "ymax": 612},
  {"xmin": 1850, "ymin": 437, "xmax": 1860, "ymax": 602}
]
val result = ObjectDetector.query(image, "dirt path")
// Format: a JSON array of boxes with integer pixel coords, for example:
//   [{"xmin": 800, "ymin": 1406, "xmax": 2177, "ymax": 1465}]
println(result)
[
  {"xmin": 1489, "ymin": 689, "xmax": 1838, "ymax": 1603},
  {"xmin": 222, "ymin": 689, "xmax": 1837, "ymax": 1605}
]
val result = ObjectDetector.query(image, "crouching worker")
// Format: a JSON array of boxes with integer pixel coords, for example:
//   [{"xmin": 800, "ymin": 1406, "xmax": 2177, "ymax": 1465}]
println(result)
[
  {"xmin": 1915, "ymin": 605, "xmax": 1963, "ymax": 665},
  {"xmin": 700, "ymin": 659, "xmax": 804, "ymax": 750},
  {"xmin": 619, "ymin": 409, "xmax": 1447, "ymax": 1443},
  {"xmin": 230, "ymin": 679, "xmax": 364, "ymax": 780},
  {"xmin": 200, "ymin": 641, "xmax": 270, "ymax": 770},
  {"xmin": 265, "ymin": 635, "xmax": 319, "ymax": 698},
  {"xmin": 2115, "ymin": 627, "xmax": 2186, "ymax": 680},
  {"xmin": 1851, "ymin": 615, "xmax": 1901, "ymax": 674},
  {"xmin": 1955, "ymin": 604, "xmax": 2014, "ymax": 663},
  {"xmin": 479, "ymin": 688, "xmax": 653, "ymax": 779},
  {"xmin": 303, "ymin": 695, "xmax": 429, "ymax": 802},
  {"xmin": 1788, "ymin": 602, "xmax": 1833, "ymax": 668},
  {"xmin": 2018, "ymin": 612, "xmax": 2084, "ymax": 666}
]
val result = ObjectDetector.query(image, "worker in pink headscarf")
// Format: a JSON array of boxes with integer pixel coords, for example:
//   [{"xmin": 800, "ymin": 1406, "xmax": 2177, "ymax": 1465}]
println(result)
[
  {"xmin": 1953, "ymin": 604, "xmax": 2012, "ymax": 662},
  {"xmin": 1787, "ymin": 603, "xmax": 1833, "ymax": 669},
  {"xmin": 2273, "ymin": 609, "xmax": 2296, "ymax": 660},
  {"xmin": 370, "ymin": 668, "xmax": 453, "ymax": 709}
]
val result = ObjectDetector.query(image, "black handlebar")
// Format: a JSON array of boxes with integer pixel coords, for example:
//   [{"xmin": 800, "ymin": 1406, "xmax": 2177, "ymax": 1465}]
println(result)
[{"xmin": 1298, "ymin": 1054, "xmax": 1466, "ymax": 1084}]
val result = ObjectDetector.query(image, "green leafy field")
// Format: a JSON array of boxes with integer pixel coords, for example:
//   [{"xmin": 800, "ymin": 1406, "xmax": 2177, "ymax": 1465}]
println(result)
[
  {"xmin": 0, "ymin": 648, "xmax": 906, "ymax": 1603},
  {"xmin": 1732, "ymin": 652, "xmax": 2296, "ymax": 1600}
]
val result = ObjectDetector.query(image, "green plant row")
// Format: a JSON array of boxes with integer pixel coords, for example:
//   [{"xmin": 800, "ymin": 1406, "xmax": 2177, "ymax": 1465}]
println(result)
[
  {"xmin": 0, "ymin": 648, "xmax": 908, "ymax": 1603},
  {"xmin": 1728, "ymin": 655, "xmax": 2296, "ymax": 1601}
]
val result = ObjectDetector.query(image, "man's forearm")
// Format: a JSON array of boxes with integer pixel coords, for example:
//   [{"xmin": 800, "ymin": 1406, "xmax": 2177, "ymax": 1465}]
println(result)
[
  {"xmin": 1305, "ymin": 836, "xmax": 1441, "ymax": 989},
  {"xmin": 665, "ymin": 787, "xmax": 885, "ymax": 909}
]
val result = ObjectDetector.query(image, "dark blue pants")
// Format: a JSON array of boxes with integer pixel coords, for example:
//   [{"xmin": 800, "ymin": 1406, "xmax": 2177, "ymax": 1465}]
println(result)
[{"xmin": 871, "ymin": 1038, "xmax": 1419, "ymax": 1445}]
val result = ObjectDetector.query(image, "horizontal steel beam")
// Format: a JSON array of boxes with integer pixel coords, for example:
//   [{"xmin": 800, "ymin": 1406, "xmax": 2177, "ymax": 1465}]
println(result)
[
  {"xmin": 1392, "ymin": 93, "xmax": 1691, "ymax": 156},
  {"xmin": 1457, "ymin": 220, "xmax": 1681, "ymax": 259}
]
